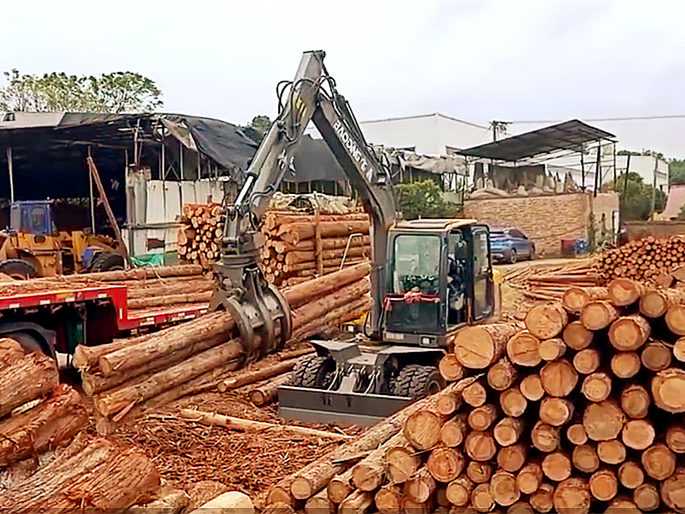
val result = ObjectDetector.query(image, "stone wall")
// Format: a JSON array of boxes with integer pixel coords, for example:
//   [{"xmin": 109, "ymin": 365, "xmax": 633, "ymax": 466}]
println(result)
[{"xmin": 464, "ymin": 193, "xmax": 619, "ymax": 257}]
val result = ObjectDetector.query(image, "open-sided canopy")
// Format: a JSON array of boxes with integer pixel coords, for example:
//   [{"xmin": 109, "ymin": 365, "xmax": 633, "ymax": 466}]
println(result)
[{"xmin": 458, "ymin": 119, "xmax": 616, "ymax": 161}]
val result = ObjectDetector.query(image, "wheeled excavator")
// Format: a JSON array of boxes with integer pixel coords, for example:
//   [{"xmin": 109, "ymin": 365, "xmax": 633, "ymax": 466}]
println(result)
[{"xmin": 210, "ymin": 50, "xmax": 497, "ymax": 425}]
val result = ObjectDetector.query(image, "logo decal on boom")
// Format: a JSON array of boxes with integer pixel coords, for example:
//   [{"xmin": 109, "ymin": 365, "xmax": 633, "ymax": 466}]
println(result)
[{"xmin": 333, "ymin": 118, "xmax": 376, "ymax": 182}]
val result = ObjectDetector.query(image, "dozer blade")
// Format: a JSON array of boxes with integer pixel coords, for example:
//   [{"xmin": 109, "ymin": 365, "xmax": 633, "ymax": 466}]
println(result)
[{"xmin": 278, "ymin": 385, "xmax": 413, "ymax": 426}]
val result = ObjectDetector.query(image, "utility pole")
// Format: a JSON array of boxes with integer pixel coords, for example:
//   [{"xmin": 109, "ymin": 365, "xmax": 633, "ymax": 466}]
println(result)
[{"xmin": 650, "ymin": 155, "xmax": 659, "ymax": 220}]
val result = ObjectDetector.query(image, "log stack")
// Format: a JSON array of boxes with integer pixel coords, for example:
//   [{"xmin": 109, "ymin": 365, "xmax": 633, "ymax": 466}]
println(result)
[
  {"xmin": 73, "ymin": 263, "xmax": 373, "ymax": 426},
  {"xmin": 263, "ymin": 276, "xmax": 685, "ymax": 513},
  {"xmin": 177, "ymin": 202, "xmax": 223, "ymax": 270}
]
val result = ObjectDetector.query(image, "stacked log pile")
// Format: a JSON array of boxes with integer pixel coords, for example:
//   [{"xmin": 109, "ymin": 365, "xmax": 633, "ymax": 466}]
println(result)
[
  {"xmin": 501, "ymin": 259, "xmax": 599, "ymax": 303},
  {"xmin": 73, "ymin": 263, "xmax": 372, "ymax": 427},
  {"xmin": 260, "ymin": 209, "xmax": 371, "ymax": 287},
  {"xmin": 264, "ymin": 276, "xmax": 685, "ymax": 513},
  {"xmin": 177, "ymin": 203, "xmax": 223, "ymax": 269}
]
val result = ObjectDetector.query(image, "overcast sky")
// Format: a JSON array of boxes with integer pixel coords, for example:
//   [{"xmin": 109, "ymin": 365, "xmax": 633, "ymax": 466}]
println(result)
[{"xmin": 2, "ymin": 0, "xmax": 685, "ymax": 158}]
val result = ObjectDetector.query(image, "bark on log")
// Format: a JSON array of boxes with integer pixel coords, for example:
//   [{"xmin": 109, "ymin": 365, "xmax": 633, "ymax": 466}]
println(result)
[
  {"xmin": 490, "ymin": 470, "xmax": 520, "ymax": 507},
  {"xmin": 506, "ymin": 331, "xmax": 542, "ymax": 367},
  {"xmin": 516, "ymin": 462, "xmax": 543, "ymax": 495},
  {"xmin": 127, "ymin": 291, "xmax": 212, "ymax": 310},
  {"xmin": 553, "ymin": 478, "xmax": 590, "ymax": 514},
  {"xmin": 464, "ymin": 431, "xmax": 497, "ymax": 462},
  {"xmin": 617, "ymin": 461, "xmax": 644, "ymax": 490},
  {"xmin": 276, "ymin": 220, "xmax": 370, "ymax": 245},
  {"xmin": 453, "ymin": 323, "xmax": 519, "ymax": 369},
  {"xmin": 583, "ymin": 400, "xmax": 626, "ymax": 441},
  {"xmin": 386, "ymin": 435, "xmax": 421, "ymax": 484},
  {"xmin": 562, "ymin": 321, "xmax": 593, "ymax": 351},
  {"xmin": 573, "ymin": 348, "xmax": 600, "ymax": 375},
  {"xmin": 352, "ymin": 433, "xmax": 404, "ymax": 491},
  {"xmin": 641, "ymin": 444, "xmax": 676, "ymax": 480},
  {"xmin": 608, "ymin": 315, "xmax": 651, "ymax": 351},
  {"xmin": 651, "ymin": 368, "xmax": 685, "ymax": 413},
  {"xmin": 487, "ymin": 357, "xmax": 518, "ymax": 391},
  {"xmin": 519, "ymin": 374, "xmax": 544, "ymax": 401},
  {"xmin": 581, "ymin": 372, "xmax": 612, "ymax": 402},
  {"xmin": 580, "ymin": 301, "xmax": 619, "ymax": 330},
  {"xmin": 589, "ymin": 469, "xmax": 618, "ymax": 502},
  {"xmin": 525, "ymin": 303, "xmax": 568, "ymax": 339},
  {"xmin": 290, "ymin": 278, "xmax": 370, "ymax": 330},
  {"xmin": 250, "ymin": 373, "xmax": 293, "ymax": 406},
  {"xmin": 338, "ymin": 489, "xmax": 373, "ymax": 514},
  {"xmin": 426, "ymin": 446, "xmax": 465, "ymax": 483},
  {"xmin": 0, "ymin": 384, "xmax": 88, "ymax": 467},
  {"xmin": 572, "ymin": 444, "xmax": 600, "ymax": 473},
  {"xmin": 610, "ymin": 352, "xmax": 641, "ymax": 379},
  {"xmin": 284, "ymin": 262, "xmax": 371, "ymax": 309},
  {"xmin": 219, "ymin": 357, "xmax": 303, "ymax": 392},
  {"xmin": 531, "ymin": 422, "xmax": 560, "ymax": 453},
  {"xmin": 78, "ymin": 264, "xmax": 202, "ymax": 282},
  {"xmin": 607, "ymin": 278, "xmax": 645, "ymax": 307},
  {"xmin": 639, "ymin": 288, "xmax": 685, "ymax": 318},
  {"xmin": 304, "ymin": 489, "xmax": 334, "ymax": 514},
  {"xmin": 597, "ymin": 439, "xmax": 627, "ymax": 464},
  {"xmin": 539, "ymin": 397, "xmax": 574, "ymax": 427},
  {"xmin": 0, "ymin": 351, "xmax": 59, "ymax": 418},
  {"xmin": 188, "ymin": 491, "xmax": 254, "ymax": 514}
]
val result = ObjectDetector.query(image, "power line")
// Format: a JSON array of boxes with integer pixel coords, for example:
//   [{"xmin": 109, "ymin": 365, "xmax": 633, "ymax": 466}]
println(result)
[{"xmin": 507, "ymin": 114, "xmax": 685, "ymax": 124}]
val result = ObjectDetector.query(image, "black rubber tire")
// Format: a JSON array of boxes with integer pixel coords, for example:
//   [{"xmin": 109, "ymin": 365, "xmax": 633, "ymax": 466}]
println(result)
[
  {"xmin": 529, "ymin": 246, "xmax": 536, "ymax": 260},
  {"xmin": 0, "ymin": 259, "xmax": 38, "ymax": 280},
  {"xmin": 289, "ymin": 356, "xmax": 335, "ymax": 389},
  {"xmin": 10, "ymin": 331, "xmax": 46, "ymax": 355},
  {"xmin": 391, "ymin": 364, "xmax": 444, "ymax": 398},
  {"xmin": 90, "ymin": 252, "xmax": 125, "ymax": 272},
  {"xmin": 509, "ymin": 248, "xmax": 517, "ymax": 264}
]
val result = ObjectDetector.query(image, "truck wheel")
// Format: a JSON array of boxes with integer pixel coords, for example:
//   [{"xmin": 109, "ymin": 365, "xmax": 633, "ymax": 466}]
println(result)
[
  {"xmin": 392, "ymin": 364, "xmax": 444, "ymax": 398},
  {"xmin": 0, "ymin": 259, "xmax": 38, "ymax": 280},
  {"xmin": 90, "ymin": 252, "xmax": 125, "ymax": 272},
  {"xmin": 509, "ymin": 249, "xmax": 517, "ymax": 264},
  {"xmin": 10, "ymin": 331, "xmax": 46, "ymax": 355},
  {"xmin": 290, "ymin": 356, "xmax": 335, "ymax": 389}
]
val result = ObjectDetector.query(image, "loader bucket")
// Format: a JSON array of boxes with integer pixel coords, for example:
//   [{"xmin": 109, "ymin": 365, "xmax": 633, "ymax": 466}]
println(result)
[{"xmin": 277, "ymin": 385, "xmax": 413, "ymax": 426}]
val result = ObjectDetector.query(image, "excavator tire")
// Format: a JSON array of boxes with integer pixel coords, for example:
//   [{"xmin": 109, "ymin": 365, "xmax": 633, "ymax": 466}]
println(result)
[
  {"xmin": 90, "ymin": 252, "xmax": 125, "ymax": 272},
  {"xmin": 290, "ymin": 356, "xmax": 335, "ymax": 389},
  {"xmin": 0, "ymin": 259, "xmax": 38, "ymax": 280},
  {"xmin": 391, "ymin": 364, "xmax": 444, "ymax": 398}
]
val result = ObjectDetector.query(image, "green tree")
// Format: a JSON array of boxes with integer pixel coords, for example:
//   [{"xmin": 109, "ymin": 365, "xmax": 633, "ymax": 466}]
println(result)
[
  {"xmin": 604, "ymin": 172, "xmax": 665, "ymax": 221},
  {"xmin": 670, "ymin": 159, "xmax": 685, "ymax": 185},
  {"xmin": 248, "ymin": 115, "xmax": 272, "ymax": 143},
  {"xmin": 0, "ymin": 69, "xmax": 162, "ymax": 113},
  {"xmin": 395, "ymin": 179, "xmax": 461, "ymax": 219}
]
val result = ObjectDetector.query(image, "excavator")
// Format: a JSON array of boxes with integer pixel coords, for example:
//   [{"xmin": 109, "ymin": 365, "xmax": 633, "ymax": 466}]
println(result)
[{"xmin": 210, "ymin": 50, "xmax": 498, "ymax": 425}]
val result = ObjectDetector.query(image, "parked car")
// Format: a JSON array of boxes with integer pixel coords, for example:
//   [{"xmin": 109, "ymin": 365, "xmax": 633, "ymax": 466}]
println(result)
[{"xmin": 490, "ymin": 227, "xmax": 535, "ymax": 263}]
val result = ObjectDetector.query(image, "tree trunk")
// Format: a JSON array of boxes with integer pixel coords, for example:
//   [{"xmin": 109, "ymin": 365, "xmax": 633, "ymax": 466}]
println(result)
[
  {"xmin": 464, "ymin": 431, "xmax": 497, "ymax": 462},
  {"xmin": 187, "ymin": 491, "xmax": 254, "ymax": 514},
  {"xmin": 219, "ymin": 357, "xmax": 303, "ymax": 392},
  {"xmin": 487, "ymin": 357, "xmax": 518, "ymax": 391},
  {"xmin": 639, "ymin": 288, "xmax": 685, "ymax": 318},
  {"xmin": 553, "ymin": 478, "xmax": 591, "ymax": 514},
  {"xmin": 608, "ymin": 314, "xmax": 651, "ymax": 351},
  {"xmin": 466, "ymin": 461, "xmax": 493, "ymax": 484},
  {"xmin": 597, "ymin": 439, "xmax": 627, "ymax": 464},
  {"xmin": 445, "ymin": 476, "xmax": 473, "ymax": 506},
  {"xmin": 610, "ymin": 351, "xmax": 641, "ymax": 379},
  {"xmin": 337, "ymin": 489, "xmax": 373, "ymax": 514},
  {"xmin": 433, "ymin": 393, "xmax": 462, "ymax": 417},
  {"xmin": 373, "ymin": 485, "xmax": 404, "ymax": 513},
  {"xmin": 539, "ymin": 397, "xmax": 574, "ymax": 427},
  {"xmin": 500, "ymin": 387, "xmax": 528, "ymax": 417},
  {"xmin": 0, "ymin": 338, "xmax": 29, "ymax": 368},
  {"xmin": 651, "ymin": 368, "xmax": 685, "ymax": 413},
  {"xmin": 540, "ymin": 359, "xmax": 578, "ymax": 397},
  {"xmin": 617, "ymin": 461, "xmax": 644, "ymax": 490},
  {"xmin": 490, "ymin": 470, "xmax": 520, "ymax": 507},
  {"xmin": 572, "ymin": 444, "xmax": 600, "ymax": 473},
  {"xmin": 506, "ymin": 331, "xmax": 542, "ymax": 367},
  {"xmin": 566, "ymin": 424, "xmax": 588, "ymax": 446},
  {"xmin": 125, "ymin": 278, "xmax": 211, "ymax": 300},
  {"xmin": 284, "ymin": 246, "xmax": 370, "ymax": 266},
  {"xmin": 304, "ymin": 489, "xmax": 334, "ymax": 514},
  {"xmin": 660, "ymin": 470, "xmax": 685, "ymax": 512},
  {"xmin": 640, "ymin": 340, "xmax": 672, "ymax": 371},
  {"xmin": 607, "ymin": 278, "xmax": 645, "ymax": 306},
  {"xmin": 250, "ymin": 373, "xmax": 293, "ymax": 406},
  {"xmin": 73, "ymin": 338, "xmax": 133, "ymax": 370},
  {"xmin": 580, "ymin": 301, "xmax": 619, "ymax": 330},
  {"xmin": 581, "ymin": 372, "xmax": 612, "ymax": 402},
  {"xmin": 665, "ymin": 424, "xmax": 685, "ymax": 453},
  {"xmin": 530, "ymin": 482, "xmax": 555, "ymax": 513},
  {"xmin": 127, "ymin": 291, "xmax": 212, "ymax": 310},
  {"xmin": 284, "ymin": 262, "xmax": 371, "ymax": 308},
  {"xmin": 531, "ymin": 421, "xmax": 560, "ymax": 453},
  {"xmin": 276, "ymin": 220, "xmax": 370, "ymax": 245},
  {"xmin": 426, "ymin": 446, "xmax": 465, "ymax": 483},
  {"xmin": 519, "ymin": 374, "xmax": 544, "ymax": 401},
  {"xmin": 439, "ymin": 414, "xmax": 467, "ymax": 448},
  {"xmin": 385, "ymin": 435, "xmax": 420, "ymax": 485},
  {"xmin": 272, "ymin": 234, "xmax": 370, "ymax": 253},
  {"xmin": 462, "ymin": 381, "xmax": 487, "ymax": 407},
  {"xmin": 403, "ymin": 467, "xmax": 436, "ymax": 503},
  {"xmin": 562, "ymin": 321, "xmax": 593, "ymax": 351},
  {"xmin": 633, "ymin": 482, "xmax": 661, "ymax": 512},
  {"xmin": 0, "ymin": 384, "xmax": 88, "ymax": 467},
  {"xmin": 77, "ymin": 264, "xmax": 202, "ymax": 281},
  {"xmin": 589, "ymin": 468, "xmax": 618, "ymax": 501},
  {"xmin": 470, "ymin": 483, "xmax": 495, "ymax": 512},
  {"xmin": 583, "ymin": 400, "xmax": 626, "ymax": 441},
  {"xmin": 516, "ymin": 462, "xmax": 542, "ymax": 495},
  {"xmin": 525, "ymin": 303, "xmax": 568, "ymax": 339},
  {"xmin": 573, "ymin": 348, "xmax": 600, "ymax": 375},
  {"xmin": 562, "ymin": 286, "xmax": 608, "ymax": 314},
  {"xmin": 665, "ymin": 304, "xmax": 685, "ymax": 335},
  {"xmin": 494, "ymin": 417, "xmax": 524, "ymax": 447},
  {"xmin": 468, "ymin": 404, "xmax": 498, "ymax": 431},
  {"xmin": 538, "ymin": 338, "xmax": 566, "ymax": 362},
  {"xmin": 497, "ymin": 443, "xmax": 527, "ymax": 473},
  {"xmin": 438, "ymin": 354, "xmax": 464, "ymax": 382},
  {"xmin": 351, "ymin": 433, "xmax": 404, "ymax": 491},
  {"xmin": 0, "ymin": 351, "xmax": 59, "ymax": 418},
  {"xmin": 620, "ymin": 383, "xmax": 651, "ymax": 419},
  {"xmin": 622, "ymin": 420, "xmax": 655, "ymax": 450},
  {"xmin": 453, "ymin": 323, "xmax": 519, "ymax": 369},
  {"xmin": 542, "ymin": 451, "xmax": 572, "ymax": 482},
  {"xmin": 327, "ymin": 469, "xmax": 353, "ymax": 504}
]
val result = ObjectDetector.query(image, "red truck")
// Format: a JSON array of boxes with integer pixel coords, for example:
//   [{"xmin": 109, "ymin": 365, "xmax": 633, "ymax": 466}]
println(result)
[{"xmin": 0, "ymin": 284, "xmax": 207, "ymax": 357}]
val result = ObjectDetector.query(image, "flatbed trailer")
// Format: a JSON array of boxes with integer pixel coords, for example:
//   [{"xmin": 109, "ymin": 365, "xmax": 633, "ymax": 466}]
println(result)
[{"xmin": 0, "ymin": 284, "xmax": 208, "ymax": 357}]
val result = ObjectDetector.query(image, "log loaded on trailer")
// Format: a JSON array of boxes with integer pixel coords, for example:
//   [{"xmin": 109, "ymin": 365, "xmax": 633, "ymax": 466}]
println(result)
[{"xmin": 0, "ymin": 282, "xmax": 207, "ymax": 358}]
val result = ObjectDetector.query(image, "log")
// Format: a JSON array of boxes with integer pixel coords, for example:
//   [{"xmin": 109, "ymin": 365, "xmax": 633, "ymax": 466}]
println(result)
[
  {"xmin": 434, "ymin": 393, "xmax": 462, "ymax": 417},
  {"xmin": 219, "ymin": 357, "xmax": 303, "ymax": 392},
  {"xmin": 589, "ymin": 469, "xmax": 618, "ymax": 502},
  {"xmin": 572, "ymin": 444, "xmax": 600, "ymax": 473},
  {"xmin": 96, "ymin": 341, "xmax": 244, "ymax": 417},
  {"xmin": 529, "ymin": 483, "xmax": 554, "ymax": 513},
  {"xmin": 562, "ymin": 286, "xmax": 607, "ymax": 314},
  {"xmin": 464, "ymin": 431, "xmax": 497, "ymax": 462},
  {"xmin": 327, "ymin": 469, "xmax": 353, "ymax": 504},
  {"xmin": 0, "ymin": 384, "xmax": 87, "ymax": 467},
  {"xmin": 506, "ymin": 331, "xmax": 542, "ymax": 367},
  {"xmin": 426, "ymin": 446, "xmax": 465, "ymax": 483},
  {"xmin": 470, "ymin": 483, "xmax": 494, "ymax": 512},
  {"xmin": 187, "ymin": 491, "xmax": 254, "ymax": 514},
  {"xmin": 519, "ymin": 374, "xmax": 544, "ymax": 401},
  {"xmin": 438, "ymin": 354, "xmax": 464, "ymax": 382},
  {"xmin": 373, "ymin": 484, "xmax": 404, "ymax": 513},
  {"xmin": 304, "ymin": 489, "xmax": 334, "ymax": 514},
  {"xmin": 666, "ymin": 424, "xmax": 685, "ymax": 453},
  {"xmin": 610, "ymin": 351, "xmax": 641, "ymax": 379},
  {"xmin": 338, "ymin": 490, "xmax": 373, "ymax": 514},
  {"xmin": 352, "ymin": 433, "xmax": 406, "ymax": 491},
  {"xmin": 581, "ymin": 372, "xmax": 612, "ymax": 402},
  {"xmin": 583, "ymin": 400, "xmax": 625, "ymax": 441},
  {"xmin": 272, "ymin": 234, "xmax": 370, "ymax": 253},
  {"xmin": 606, "ymin": 497, "xmax": 640, "ymax": 513},
  {"xmin": 553, "ymin": 478, "xmax": 590, "ymax": 514},
  {"xmin": 541, "ymin": 452, "xmax": 572, "ymax": 482},
  {"xmin": 666, "ymin": 304, "xmax": 685, "ymax": 335},
  {"xmin": 250, "ymin": 373, "xmax": 293, "ymax": 406},
  {"xmin": 572, "ymin": 348, "xmax": 600, "ymax": 375},
  {"xmin": 453, "ymin": 323, "xmax": 519, "ymax": 369},
  {"xmin": 73, "ymin": 338, "xmax": 131, "ymax": 370},
  {"xmin": 466, "ymin": 461, "xmax": 493, "ymax": 484},
  {"xmin": 508, "ymin": 500, "xmax": 535, "ymax": 514},
  {"xmin": 487, "ymin": 357, "xmax": 518, "ymax": 391},
  {"xmin": 290, "ymin": 277, "xmax": 370, "ymax": 329},
  {"xmin": 620, "ymin": 383, "xmax": 650, "ymax": 419},
  {"xmin": 403, "ymin": 468, "xmax": 436, "ymax": 503},
  {"xmin": 674, "ymin": 337, "xmax": 685, "ymax": 362},
  {"xmin": 462, "ymin": 381, "xmax": 487, "ymax": 407},
  {"xmin": 607, "ymin": 278, "xmax": 645, "ymax": 306},
  {"xmin": 539, "ymin": 397, "xmax": 574, "ymax": 427},
  {"xmin": 640, "ymin": 340, "xmax": 672, "ymax": 371},
  {"xmin": 77, "ymin": 264, "xmax": 202, "ymax": 281},
  {"xmin": 639, "ymin": 289, "xmax": 679, "ymax": 318},
  {"xmin": 538, "ymin": 338, "xmax": 566, "ymax": 362},
  {"xmin": 494, "ymin": 417, "xmax": 524, "ymax": 447},
  {"xmin": 621, "ymin": 420, "xmax": 655, "ymax": 451},
  {"xmin": 651, "ymin": 368, "xmax": 685, "ymax": 413},
  {"xmin": 641, "ymin": 443, "xmax": 676, "ymax": 480},
  {"xmin": 386, "ymin": 435, "xmax": 421, "ymax": 484},
  {"xmin": 608, "ymin": 315, "xmax": 651, "ymax": 351},
  {"xmin": 490, "ymin": 470, "xmax": 520, "ymax": 507},
  {"xmin": 134, "ymin": 486, "xmax": 190, "ymax": 513},
  {"xmin": 525, "ymin": 303, "xmax": 567, "ymax": 339},
  {"xmin": 439, "ymin": 415, "xmax": 467, "ymax": 448},
  {"xmin": 401, "ymin": 498, "xmax": 430, "ymax": 514},
  {"xmin": 566, "ymin": 424, "xmax": 588, "ymax": 446},
  {"xmin": 0, "ymin": 351, "xmax": 59, "ymax": 418},
  {"xmin": 497, "ymin": 443, "xmax": 527, "ymax": 473},
  {"xmin": 531, "ymin": 422, "xmax": 560, "ymax": 453},
  {"xmin": 127, "ymin": 291, "xmax": 212, "ymax": 310},
  {"xmin": 445, "ymin": 476, "xmax": 474, "ymax": 506},
  {"xmin": 633, "ymin": 482, "xmax": 661, "ymax": 512},
  {"xmin": 562, "ymin": 321, "xmax": 593, "ymax": 351},
  {"xmin": 468, "ymin": 404, "xmax": 498, "ymax": 431},
  {"xmin": 500, "ymin": 387, "xmax": 528, "ymax": 417},
  {"xmin": 516, "ymin": 462, "xmax": 542, "ymax": 495},
  {"xmin": 580, "ymin": 301, "xmax": 619, "ymax": 330},
  {"xmin": 276, "ymin": 220, "xmax": 370, "ymax": 245},
  {"xmin": 539, "ymin": 359, "xmax": 578, "ymax": 397},
  {"xmin": 617, "ymin": 461, "xmax": 644, "ymax": 490},
  {"xmin": 403, "ymin": 411, "xmax": 445, "ymax": 451},
  {"xmin": 597, "ymin": 439, "xmax": 627, "ymax": 464},
  {"xmin": 284, "ymin": 245, "xmax": 370, "ymax": 266},
  {"xmin": 661, "ymin": 469, "xmax": 685, "ymax": 512}
]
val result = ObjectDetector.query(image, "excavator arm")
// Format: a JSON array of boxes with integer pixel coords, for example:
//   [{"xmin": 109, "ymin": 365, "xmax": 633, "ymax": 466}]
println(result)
[{"xmin": 211, "ymin": 50, "xmax": 396, "ymax": 356}]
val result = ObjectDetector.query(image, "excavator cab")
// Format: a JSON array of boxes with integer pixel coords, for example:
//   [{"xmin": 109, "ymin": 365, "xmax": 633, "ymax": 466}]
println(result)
[{"xmin": 278, "ymin": 220, "xmax": 496, "ymax": 426}]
